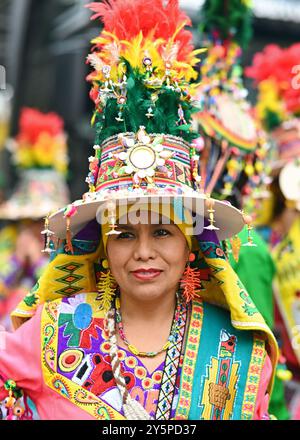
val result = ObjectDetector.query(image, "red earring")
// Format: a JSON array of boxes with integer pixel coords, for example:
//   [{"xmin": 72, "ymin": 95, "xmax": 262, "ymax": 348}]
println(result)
[{"xmin": 180, "ymin": 253, "xmax": 201, "ymax": 303}]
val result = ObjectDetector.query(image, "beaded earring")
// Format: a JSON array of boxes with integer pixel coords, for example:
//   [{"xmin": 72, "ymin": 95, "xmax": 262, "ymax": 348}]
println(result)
[
  {"xmin": 41, "ymin": 215, "xmax": 55, "ymax": 254},
  {"xmin": 180, "ymin": 253, "xmax": 201, "ymax": 303},
  {"xmin": 242, "ymin": 214, "xmax": 257, "ymax": 247},
  {"xmin": 96, "ymin": 258, "xmax": 118, "ymax": 312}
]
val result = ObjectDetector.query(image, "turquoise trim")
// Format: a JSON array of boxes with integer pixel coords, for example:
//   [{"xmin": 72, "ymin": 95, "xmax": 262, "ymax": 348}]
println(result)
[
  {"xmin": 51, "ymin": 239, "xmax": 99, "ymax": 260},
  {"xmin": 189, "ymin": 302, "xmax": 254, "ymax": 420}
]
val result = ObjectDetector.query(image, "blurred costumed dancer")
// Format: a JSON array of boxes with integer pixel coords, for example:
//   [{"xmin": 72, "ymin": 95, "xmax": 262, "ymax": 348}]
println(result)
[
  {"xmin": 193, "ymin": 0, "xmax": 289, "ymax": 419},
  {"xmin": 0, "ymin": 108, "xmax": 70, "ymax": 331},
  {"xmin": 246, "ymin": 42, "xmax": 300, "ymax": 420}
]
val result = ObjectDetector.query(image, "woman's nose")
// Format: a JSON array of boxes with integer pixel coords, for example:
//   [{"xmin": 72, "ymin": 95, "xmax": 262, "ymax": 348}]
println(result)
[{"xmin": 133, "ymin": 236, "xmax": 157, "ymax": 261}]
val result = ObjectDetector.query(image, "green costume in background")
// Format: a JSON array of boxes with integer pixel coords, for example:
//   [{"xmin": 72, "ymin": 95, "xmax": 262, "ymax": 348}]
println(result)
[{"xmin": 229, "ymin": 227, "xmax": 290, "ymax": 420}]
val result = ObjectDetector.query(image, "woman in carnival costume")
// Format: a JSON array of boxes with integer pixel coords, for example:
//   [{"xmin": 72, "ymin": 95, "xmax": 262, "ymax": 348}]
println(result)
[
  {"xmin": 193, "ymin": 0, "xmax": 289, "ymax": 419},
  {"xmin": 0, "ymin": 0, "xmax": 278, "ymax": 420},
  {"xmin": 0, "ymin": 107, "xmax": 70, "ymax": 331},
  {"xmin": 246, "ymin": 42, "xmax": 300, "ymax": 420}
]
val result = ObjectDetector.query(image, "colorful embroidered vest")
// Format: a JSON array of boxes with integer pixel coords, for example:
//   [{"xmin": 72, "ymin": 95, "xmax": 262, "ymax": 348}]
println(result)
[{"xmin": 41, "ymin": 292, "xmax": 267, "ymax": 420}]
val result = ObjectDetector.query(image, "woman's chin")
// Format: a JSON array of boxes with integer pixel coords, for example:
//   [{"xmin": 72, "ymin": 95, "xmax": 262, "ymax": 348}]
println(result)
[{"xmin": 124, "ymin": 280, "xmax": 170, "ymax": 301}]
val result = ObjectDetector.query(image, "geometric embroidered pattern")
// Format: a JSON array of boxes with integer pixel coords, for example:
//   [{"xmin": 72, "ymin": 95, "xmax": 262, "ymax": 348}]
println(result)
[
  {"xmin": 174, "ymin": 300, "xmax": 203, "ymax": 419},
  {"xmin": 241, "ymin": 335, "xmax": 266, "ymax": 420},
  {"xmin": 55, "ymin": 262, "xmax": 84, "ymax": 296},
  {"xmin": 199, "ymin": 329, "xmax": 240, "ymax": 420},
  {"xmin": 155, "ymin": 301, "xmax": 188, "ymax": 420}
]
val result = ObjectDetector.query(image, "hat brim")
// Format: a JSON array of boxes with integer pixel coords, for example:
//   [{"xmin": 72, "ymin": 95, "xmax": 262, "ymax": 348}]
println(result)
[{"xmin": 48, "ymin": 193, "xmax": 245, "ymax": 241}]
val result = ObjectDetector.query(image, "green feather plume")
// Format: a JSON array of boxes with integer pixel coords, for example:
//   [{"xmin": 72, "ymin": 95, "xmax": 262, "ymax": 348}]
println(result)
[{"xmin": 200, "ymin": 0, "xmax": 253, "ymax": 49}]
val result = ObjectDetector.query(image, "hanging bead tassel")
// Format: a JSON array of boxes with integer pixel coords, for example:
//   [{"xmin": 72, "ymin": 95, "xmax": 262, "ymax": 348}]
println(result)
[
  {"xmin": 63, "ymin": 204, "xmax": 78, "ymax": 254},
  {"xmin": 146, "ymin": 107, "xmax": 154, "ymax": 118},
  {"xmin": 3, "ymin": 380, "xmax": 27, "ymax": 420},
  {"xmin": 96, "ymin": 259, "xmax": 117, "ymax": 312},
  {"xmin": 41, "ymin": 215, "xmax": 55, "ymax": 254},
  {"xmin": 242, "ymin": 214, "xmax": 257, "ymax": 247},
  {"xmin": 106, "ymin": 201, "xmax": 122, "ymax": 236},
  {"xmin": 180, "ymin": 255, "xmax": 202, "ymax": 303},
  {"xmin": 176, "ymin": 104, "xmax": 187, "ymax": 125},
  {"xmin": 204, "ymin": 197, "xmax": 220, "ymax": 231},
  {"xmin": 65, "ymin": 217, "xmax": 74, "ymax": 254}
]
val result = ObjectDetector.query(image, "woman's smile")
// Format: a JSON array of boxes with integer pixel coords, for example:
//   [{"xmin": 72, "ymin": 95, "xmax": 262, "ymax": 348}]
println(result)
[{"xmin": 130, "ymin": 268, "xmax": 163, "ymax": 281}]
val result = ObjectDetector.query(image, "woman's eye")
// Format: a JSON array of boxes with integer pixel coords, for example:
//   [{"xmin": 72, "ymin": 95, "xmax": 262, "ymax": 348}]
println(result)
[
  {"xmin": 154, "ymin": 228, "xmax": 170, "ymax": 237},
  {"xmin": 117, "ymin": 231, "xmax": 135, "ymax": 239}
]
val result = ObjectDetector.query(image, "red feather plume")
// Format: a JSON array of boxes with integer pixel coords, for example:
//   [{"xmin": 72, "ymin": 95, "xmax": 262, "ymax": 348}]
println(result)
[
  {"xmin": 246, "ymin": 43, "xmax": 300, "ymax": 115},
  {"xmin": 17, "ymin": 108, "xmax": 64, "ymax": 144},
  {"xmin": 86, "ymin": 0, "xmax": 194, "ymax": 61}
]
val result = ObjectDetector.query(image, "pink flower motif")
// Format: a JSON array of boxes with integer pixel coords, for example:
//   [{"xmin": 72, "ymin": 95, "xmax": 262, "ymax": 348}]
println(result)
[{"xmin": 216, "ymin": 248, "xmax": 224, "ymax": 257}]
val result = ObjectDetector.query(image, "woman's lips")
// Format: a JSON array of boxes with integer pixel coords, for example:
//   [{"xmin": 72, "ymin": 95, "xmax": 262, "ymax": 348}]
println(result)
[{"xmin": 131, "ymin": 268, "xmax": 162, "ymax": 281}]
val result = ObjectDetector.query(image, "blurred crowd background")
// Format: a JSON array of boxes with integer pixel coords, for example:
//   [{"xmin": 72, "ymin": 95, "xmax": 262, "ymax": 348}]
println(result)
[{"xmin": 0, "ymin": 0, "xmax": 299, "ymax": 200}]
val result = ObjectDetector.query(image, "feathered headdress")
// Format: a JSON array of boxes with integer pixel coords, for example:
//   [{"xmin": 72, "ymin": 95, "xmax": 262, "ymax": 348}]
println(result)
[
  {"xmin": 47, "ymin": 0, "xmax": 247, "ymax": 245},
  {"xmin": 193, "ymin": 0, "xmax": 270, "ymax": 203},
  {"xmin": 11, "ymin": 108, "xmax": 68, "ymax": 174},
  {"xmin": 86, "ymin": 0, "xmax": 205, "ymax": 146},
  {"xmin": 0, "ymin": 108, "xmax": 70, "ymax": 220},
  {"xmin": 246, "ymin": 43, "xmax": 300, "ymax": 131},
  {"xmin": 199, "ymin": 0, "xmax": 253, "ymax": 50}
]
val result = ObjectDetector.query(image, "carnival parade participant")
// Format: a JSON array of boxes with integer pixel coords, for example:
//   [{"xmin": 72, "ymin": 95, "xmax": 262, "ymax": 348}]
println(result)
[
  {"xmin": 246, "ymin": 42, "xmax": 300, "ymax": 419},
  {"xmin": 194, "ymin": 0, "xmax": 277, "ymax": 370},
  {"xmin": 0, "ymin": 0, "xmax": 278, "ymax": 420},
  {"xmin": 193, "ymin": 0, "xmax": 290, "ymax": 419},
  {"xmin": 0, "ymin": 107, "xmax": 70, "ymax": 331}
]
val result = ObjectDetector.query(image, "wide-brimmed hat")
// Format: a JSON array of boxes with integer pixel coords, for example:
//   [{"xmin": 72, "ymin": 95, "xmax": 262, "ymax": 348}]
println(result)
[
  {"xmin": 48, "ymin": 0, "xmax": 248, "ymax": 242},
  {"xmin": 0, "ymin": 107, "xmax": 70, "ymax": 220},
  {"xmin": 279, "ymin": 159, "xmax": 300, "ymax": 211}
]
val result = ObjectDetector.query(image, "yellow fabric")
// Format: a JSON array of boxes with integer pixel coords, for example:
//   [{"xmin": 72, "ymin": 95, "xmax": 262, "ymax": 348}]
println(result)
[
  {"xmin": 10, "ymin": 244, "xmax": 102, "ymax": 327},
  {"xmin": 272, "ymin": 217, "xmax": 300, "ymax": 364}
]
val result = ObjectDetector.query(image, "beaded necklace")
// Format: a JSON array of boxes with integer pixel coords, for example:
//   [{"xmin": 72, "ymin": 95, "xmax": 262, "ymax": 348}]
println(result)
[
  {"xmin": 105, "ymin": 294, "xmax": 188, "ymax": 419},
  {"xmin": 115, "ymin": 293, "xmax": 183, "ymax": 358}
]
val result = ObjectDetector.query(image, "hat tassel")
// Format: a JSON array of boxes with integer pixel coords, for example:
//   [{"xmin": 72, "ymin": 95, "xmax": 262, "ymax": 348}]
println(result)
[{"xmin": 65, "ymin": 217, "xmax": 74, "ymax": 254}]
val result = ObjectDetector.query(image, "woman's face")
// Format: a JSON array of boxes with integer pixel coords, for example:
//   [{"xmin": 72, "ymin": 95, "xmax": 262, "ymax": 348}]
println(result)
[{"xmin": 106, "ymin": 213, "xmax": 189, "ymax": 302}]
